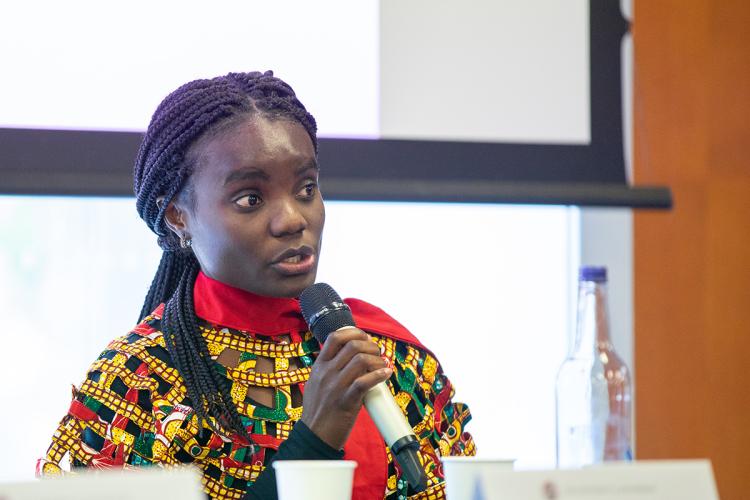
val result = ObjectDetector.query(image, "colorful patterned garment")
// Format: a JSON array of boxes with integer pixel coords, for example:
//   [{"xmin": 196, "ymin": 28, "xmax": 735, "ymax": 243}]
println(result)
[{"xmin": 39, "ymin": 273, "xmax": 475, "ymax": 500}]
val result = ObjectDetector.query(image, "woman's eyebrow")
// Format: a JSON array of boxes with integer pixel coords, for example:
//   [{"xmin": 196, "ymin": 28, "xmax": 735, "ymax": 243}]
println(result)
[
  {"xmin": 296, "ymin": 159, "xmax": 319, "ymax": 174},
  {"xmin": 223, "ymin": 167, "xmax": 270, "ymax": 186},
  {"xmin": 223, "ymin": 160, "xmax": 318, "ymax": 185}
]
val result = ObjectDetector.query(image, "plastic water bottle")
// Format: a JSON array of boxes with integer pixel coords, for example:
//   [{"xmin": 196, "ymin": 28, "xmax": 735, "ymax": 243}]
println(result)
[{"xmin": 555, "ymin": 266, "xmax": 633, "ymax": 468}]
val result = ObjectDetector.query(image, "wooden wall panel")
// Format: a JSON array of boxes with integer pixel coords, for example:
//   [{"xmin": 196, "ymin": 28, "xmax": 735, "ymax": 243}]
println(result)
[
  {"xmin": 633, "ymin": 1, "xmax": 750, "ymax": 499},
  {"xmin": 704, "ymin": 179, "xmax": 750, "ymax": 494}
]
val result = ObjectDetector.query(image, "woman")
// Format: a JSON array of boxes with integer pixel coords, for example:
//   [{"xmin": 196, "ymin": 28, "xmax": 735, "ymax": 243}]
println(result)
[{"xmin": 39, "ymin": 71, "xmax": 475, "ymax": 499}]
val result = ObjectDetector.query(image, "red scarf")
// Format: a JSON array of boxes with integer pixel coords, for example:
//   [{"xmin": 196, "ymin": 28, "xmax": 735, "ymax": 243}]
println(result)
[{"xmin": 193, "ymin": 272, "xmax": 424, "ymax": 500}]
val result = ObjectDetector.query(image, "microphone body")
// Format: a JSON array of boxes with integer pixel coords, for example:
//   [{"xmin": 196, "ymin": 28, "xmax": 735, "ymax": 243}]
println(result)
[
  {"xmin": 362, "ymin": 377, "xmax": 419, "ymax": 455},
  {"xmin": 300, "ymin": 284, "xmax": 428, "ymax": 493}
]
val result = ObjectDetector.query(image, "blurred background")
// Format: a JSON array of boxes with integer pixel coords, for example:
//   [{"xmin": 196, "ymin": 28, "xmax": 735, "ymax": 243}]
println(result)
[{"xmin": 0, "ymin": 0, "xmax": 747, "ymax": 498}]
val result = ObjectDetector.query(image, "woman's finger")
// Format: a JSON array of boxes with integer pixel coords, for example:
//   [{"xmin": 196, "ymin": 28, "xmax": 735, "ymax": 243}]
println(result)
[
  {"xmin": 316, "ymin": 327, "xmax": 369, "ymax": 362},
  {"xmin": 341, "ymin": 367, "xmax": 393, "ymax": 407},
  {"xmin": 330, "ymin": 338, "xmax": 382, "ymax": 371},
  {"xmin": 337, "ymin": 351, "xmax": 389, "ymax": 387}
]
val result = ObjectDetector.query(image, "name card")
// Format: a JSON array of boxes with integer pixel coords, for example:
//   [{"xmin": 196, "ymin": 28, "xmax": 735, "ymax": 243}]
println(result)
[
  {"xmin": 0, "ymin": 468, "xmax": 204, "ymax": 500},
  {"xmin": 474, "ymin": 460, "xmax": 719, "ymax": 500}
]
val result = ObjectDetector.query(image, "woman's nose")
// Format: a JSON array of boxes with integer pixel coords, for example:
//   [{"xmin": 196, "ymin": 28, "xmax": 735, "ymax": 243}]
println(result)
[{"xmin": 269, "ymin": 199, "xmax": 307, "ymax": 237}]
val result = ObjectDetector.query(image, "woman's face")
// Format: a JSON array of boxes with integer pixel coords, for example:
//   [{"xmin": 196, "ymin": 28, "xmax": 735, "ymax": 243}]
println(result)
[{"xmin": 168, "ymin": 116, "xmax": 325, "ymax": 298}]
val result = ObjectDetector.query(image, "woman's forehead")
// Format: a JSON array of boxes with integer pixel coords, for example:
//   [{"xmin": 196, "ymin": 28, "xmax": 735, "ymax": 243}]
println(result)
[{"xmin": 191, "ymin": 116, "xmax": 316, "ymax": 181}]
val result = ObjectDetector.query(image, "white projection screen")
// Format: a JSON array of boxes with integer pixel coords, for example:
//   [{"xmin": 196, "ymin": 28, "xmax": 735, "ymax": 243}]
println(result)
[
  {"xmin": 0, "ymin": 0, "xmax": 380, "ymax": 136},
  {"xmin": 0, "ymin": 0, "xmax": 591, "ymax": 482},
  {"xmin": 0, "ymin": 1, "xmax": 588, "ymax": 142}
]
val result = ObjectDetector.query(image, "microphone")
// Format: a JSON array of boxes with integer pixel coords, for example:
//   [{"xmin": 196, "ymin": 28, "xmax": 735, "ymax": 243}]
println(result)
[{"xmin": 300, "ymin": 283, "xmax": 428, "ymax": 493}]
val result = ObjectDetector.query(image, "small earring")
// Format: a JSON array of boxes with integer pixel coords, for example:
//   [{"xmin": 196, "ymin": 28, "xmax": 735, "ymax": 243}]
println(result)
[{"xmin": 180, "ymin": 236, "xmax": 192, "ymax": 249}]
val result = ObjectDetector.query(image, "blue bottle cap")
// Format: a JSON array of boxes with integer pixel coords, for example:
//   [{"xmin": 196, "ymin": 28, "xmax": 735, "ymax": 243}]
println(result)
[{"xmin": 579, "ymin": 266, "xmax": 607, "ymax": 283}]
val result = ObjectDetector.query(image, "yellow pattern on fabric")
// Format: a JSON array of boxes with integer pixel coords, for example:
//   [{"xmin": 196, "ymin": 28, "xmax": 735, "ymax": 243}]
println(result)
[{"xmin": 40, "ymin": 309, "xmax": 475, "ymax": 499}]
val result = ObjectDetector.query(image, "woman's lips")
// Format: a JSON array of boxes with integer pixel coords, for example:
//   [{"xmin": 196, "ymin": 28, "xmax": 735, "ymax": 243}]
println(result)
[{"xmin": 271, "ymin": 252, "xmax": 316, "ymax": 276}]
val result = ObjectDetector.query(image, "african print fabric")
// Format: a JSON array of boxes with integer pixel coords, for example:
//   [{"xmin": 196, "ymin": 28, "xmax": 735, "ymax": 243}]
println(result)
[{"xmin": 39, "ymin": 285, "xmax": 475, "ymax": 499}]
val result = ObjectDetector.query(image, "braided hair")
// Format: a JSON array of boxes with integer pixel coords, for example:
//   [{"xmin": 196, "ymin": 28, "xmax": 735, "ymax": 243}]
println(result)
[{"xmin": 134, "ymin": 71, "xmax": 317, "ymax": 438}]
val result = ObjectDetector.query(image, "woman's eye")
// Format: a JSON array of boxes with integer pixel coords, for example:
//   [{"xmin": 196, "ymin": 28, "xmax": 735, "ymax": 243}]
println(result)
[
  {"xmin": 299, "ymin": 182, "xmax": 317, "ymax": 198},
  {"xmin": 235, "ymin": 193, "xmax": 263, "ymax": 208}
]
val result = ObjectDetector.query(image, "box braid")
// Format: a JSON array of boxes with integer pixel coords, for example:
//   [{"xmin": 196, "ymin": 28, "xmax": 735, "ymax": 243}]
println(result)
[{"xmin": 133, "ymin": 71, "xmax": 317, "ymax": 439}]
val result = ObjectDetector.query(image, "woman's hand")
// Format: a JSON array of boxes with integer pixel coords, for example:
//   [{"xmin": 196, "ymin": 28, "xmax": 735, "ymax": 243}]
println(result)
[{"xmin": 300, "ymin": 328, "xmax": 392, "ymax": 450}]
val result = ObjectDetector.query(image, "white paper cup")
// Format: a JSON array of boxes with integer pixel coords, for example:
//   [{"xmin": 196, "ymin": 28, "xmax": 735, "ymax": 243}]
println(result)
[
  {"xmin": 441, "ymin": 457, "xmax": 515, "ymax": 500},
  {"xmin": 273, "ymin": 460, "xmax": 357, "ymax": 500}
]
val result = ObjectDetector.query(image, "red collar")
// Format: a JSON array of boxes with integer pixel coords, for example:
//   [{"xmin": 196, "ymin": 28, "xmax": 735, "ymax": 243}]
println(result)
[
  {"xmin": 192, "ymin": 271, "xmax": 425, "ymax": 350},
  {"xmin": 193, "ymin": 272, "xmax": 308, "ymax": 336}
]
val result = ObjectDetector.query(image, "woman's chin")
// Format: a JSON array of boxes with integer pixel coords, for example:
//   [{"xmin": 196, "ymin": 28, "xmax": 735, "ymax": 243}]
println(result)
[{"xmin": 267, "ymin": 273, "xmax": 318, "ymax": 298}]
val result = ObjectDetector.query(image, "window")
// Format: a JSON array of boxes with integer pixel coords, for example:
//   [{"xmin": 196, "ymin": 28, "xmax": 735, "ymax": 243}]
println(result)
[{"xmin": 0, "ymin": 196, "xmax": 577, "ymax": 480}]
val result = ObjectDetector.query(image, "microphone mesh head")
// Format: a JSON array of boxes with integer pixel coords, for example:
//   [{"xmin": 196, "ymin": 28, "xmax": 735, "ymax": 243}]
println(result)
[
  {"xmin": 300, "ymin": 283, "xmax": 340, "ymax": 319},
  {"xmin": 299, "ymin": 283, "xmax": 354, "ymax": 343}
]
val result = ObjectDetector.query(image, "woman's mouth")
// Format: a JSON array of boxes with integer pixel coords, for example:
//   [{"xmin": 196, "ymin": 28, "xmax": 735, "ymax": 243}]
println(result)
[{"xmin": 271, "ymin": 248, "xmax": 316, "ymax": 276}]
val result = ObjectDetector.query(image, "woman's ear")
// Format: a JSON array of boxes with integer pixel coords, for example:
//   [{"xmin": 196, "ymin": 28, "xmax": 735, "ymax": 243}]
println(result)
[{"xmin": 161, "ymin": 197, "xmax": 189, "ymax": 240}]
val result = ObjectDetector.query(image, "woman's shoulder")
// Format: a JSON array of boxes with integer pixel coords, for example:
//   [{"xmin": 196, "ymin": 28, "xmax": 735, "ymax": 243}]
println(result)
[
  {"xmin": 344, "ymin": 297, "xmax": 427, "ymax": 351},
  {"xmin": 83, "ymin": 304, "xmax": 175, "ymax": 398},
  {"xmin": 346, "ymin": 298, "xmax": 450, "ymax": 396},
  {"xmin": 101, "ymin": 305, "xmax": 170, "ymax": 362}
]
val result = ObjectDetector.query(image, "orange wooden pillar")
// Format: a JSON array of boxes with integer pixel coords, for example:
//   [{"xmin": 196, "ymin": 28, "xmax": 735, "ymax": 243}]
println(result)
[{"xmin": 633, "ymin": 1, "xmax": 750, "ymax": 498}]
